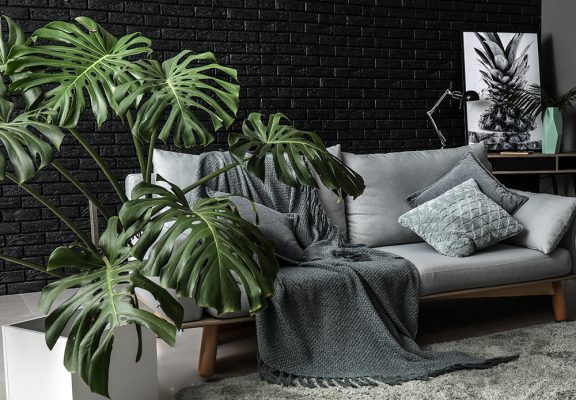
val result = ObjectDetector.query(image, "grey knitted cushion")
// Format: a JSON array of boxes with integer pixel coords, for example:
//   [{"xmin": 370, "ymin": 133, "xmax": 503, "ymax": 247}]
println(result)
[
  {"xmin": 398, "ymin": 179, "xmax": 524, "ymax": 257},
  {"xmin": 406, "ymin": 152, "xmax": 528, "ymax": 215},
  {"xmin": 213, "ymin": 191, "xmax": 304, "ymax": 262}
]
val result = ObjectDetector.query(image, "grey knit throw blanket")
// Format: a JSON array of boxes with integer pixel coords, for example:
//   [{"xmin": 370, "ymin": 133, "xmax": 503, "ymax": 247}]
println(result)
[{"xmin": 185, "ymin": 151, "xmax": 517, "ymax": 388}]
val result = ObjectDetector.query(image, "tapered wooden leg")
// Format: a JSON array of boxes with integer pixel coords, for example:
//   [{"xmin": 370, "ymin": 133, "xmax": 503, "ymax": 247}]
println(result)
[
  {"xmin": 198, "ymin": 326, "xmax": 220, "ymax": 379},
  {"xmin": 552, "ymin": 281, "xmax": 567, "ymax": 322}
]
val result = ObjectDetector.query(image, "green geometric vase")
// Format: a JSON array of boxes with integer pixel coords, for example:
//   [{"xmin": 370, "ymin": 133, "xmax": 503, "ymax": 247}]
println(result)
[{"xmin": 542, "ymin": 107, "xmax": 563, "ymax": 154}]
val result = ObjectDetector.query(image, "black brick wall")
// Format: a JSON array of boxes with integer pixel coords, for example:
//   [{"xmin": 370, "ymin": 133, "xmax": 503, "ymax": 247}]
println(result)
[{"xmin": 0, "ymin": 0, "xmax": 541, "ymax": 294}]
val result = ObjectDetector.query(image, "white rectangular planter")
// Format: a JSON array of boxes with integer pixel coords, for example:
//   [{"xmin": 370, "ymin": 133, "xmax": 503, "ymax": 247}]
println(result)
[{"xmin": 3, "ymin": 317, "xmax": 159, "ymax": 400}]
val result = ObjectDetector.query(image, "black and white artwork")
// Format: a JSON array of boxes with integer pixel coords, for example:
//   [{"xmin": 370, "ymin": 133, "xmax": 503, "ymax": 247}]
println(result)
[{"xmin": 463, "ymin": 32, "xmax": 542, "ymax": 151}]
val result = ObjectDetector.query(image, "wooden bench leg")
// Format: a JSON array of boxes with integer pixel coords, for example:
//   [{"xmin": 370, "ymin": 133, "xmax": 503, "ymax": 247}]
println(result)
[
  {"xmin": 198, "ymin": 326, "xmax": 220, "ymax": 379},
  {"xmin": 552, "ymin": 281, "xmax": 567, "ymax": 322}
]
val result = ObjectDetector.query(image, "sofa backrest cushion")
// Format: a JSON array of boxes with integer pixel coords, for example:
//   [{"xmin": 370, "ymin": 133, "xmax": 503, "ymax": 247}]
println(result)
[
  {"xmin": 153, "ymin": 148, "xmax": 202, "ymax": 187},
  {"xmin": 343, "ymin": 143, "xmax": 489, "ymax": 247},
  {"xmin": 152, "ymin": 147, "xmax": 349, "ymax": 236}
]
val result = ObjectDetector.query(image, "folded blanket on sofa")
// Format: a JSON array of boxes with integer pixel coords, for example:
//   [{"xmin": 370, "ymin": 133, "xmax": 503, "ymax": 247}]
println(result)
[{"xmin": 185, "ymin": 151, "xmax": 517, "ymax": 387}]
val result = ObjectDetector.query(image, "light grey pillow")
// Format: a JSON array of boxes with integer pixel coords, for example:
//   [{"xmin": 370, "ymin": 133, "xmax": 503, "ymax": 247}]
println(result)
[
  {"xmin": 407, "ymin": 152, "xmax": 528, "ymax": 215},
  {"xmin": 507, "ymin": 190, "xmax": 576, "ymax": 254},
  {"xmin": 314, "ymin": 144, "xmax": 347, "ymax": 239},
  {"xmin": 212, "ymin": 191, "xmax": 304, "ymax": 262},
  {"xmin": 152, "ymin": 148, "xmax": 201, "ymax": 188},
  {"xmin": 398, "ymin": 179, "xmax": 523, "ymax": 257},
  {"xmin": 343, "ymin": 143, "xmax": 490, "ymax": 247}
]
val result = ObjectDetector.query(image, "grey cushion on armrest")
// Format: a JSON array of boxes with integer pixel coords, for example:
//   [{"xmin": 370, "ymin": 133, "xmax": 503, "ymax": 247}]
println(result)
[
  {"xmin": 213, "ymin": 191, "xmax": 304, "ymax": 262},
  {"xmin": 508, "ymin": 190, "xmax": 576, "ymax": 254}
]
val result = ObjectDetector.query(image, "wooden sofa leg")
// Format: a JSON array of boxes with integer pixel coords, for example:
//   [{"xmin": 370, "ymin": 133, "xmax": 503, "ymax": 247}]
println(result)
[
  {"xmin": 552, "ymin": 281, "xmax": 568, "ymax": 322},
  {"xmin": 198, "ymin": 326, "xmax": 220, "ymax": 379}
]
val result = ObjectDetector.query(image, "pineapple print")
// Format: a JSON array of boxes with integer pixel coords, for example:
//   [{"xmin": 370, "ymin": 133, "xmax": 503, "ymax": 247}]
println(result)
[{"xmin": 475, "ymin": 33, "xmax": 536, "ymax": 145}]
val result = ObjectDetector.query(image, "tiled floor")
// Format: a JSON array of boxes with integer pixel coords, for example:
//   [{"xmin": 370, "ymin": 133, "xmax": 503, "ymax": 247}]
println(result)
[{"xmin": 0, "ymin": 286, "xmax": 574, "ymax": 400}]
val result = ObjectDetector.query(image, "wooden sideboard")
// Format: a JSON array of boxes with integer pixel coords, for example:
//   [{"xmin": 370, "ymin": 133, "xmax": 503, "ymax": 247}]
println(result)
[
  {"xmin": 488, "ymin": 152, "xmax": 576, "ymax": 194},
  {"xmin": 488, "ymin": 152, "xmax": 576, "ymax": 175}
]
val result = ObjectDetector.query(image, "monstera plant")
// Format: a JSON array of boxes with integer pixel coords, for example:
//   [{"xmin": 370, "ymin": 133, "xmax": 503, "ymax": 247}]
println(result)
[{"xmin": 0, "ymin": 15, "xmax": 364, "ymax": 397}]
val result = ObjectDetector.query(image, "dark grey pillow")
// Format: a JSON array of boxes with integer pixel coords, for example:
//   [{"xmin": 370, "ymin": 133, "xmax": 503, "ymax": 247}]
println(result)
[
  {"xmin": 212, "ymin": 191, "xmax": 304, "ymax": 262},
  {"xmin": 406, "ymin": 152, "xmax": 528, "ymax": 215}
]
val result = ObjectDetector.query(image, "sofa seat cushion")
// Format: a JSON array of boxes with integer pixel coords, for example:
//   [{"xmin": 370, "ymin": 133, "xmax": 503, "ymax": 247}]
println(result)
[
  {"xmin": 376, "ymin": 242, "xmax": 572, "ymax": 296},
  {"xmin": 343, "ymin": 143, "xmax": 489, "ymax": 247}
]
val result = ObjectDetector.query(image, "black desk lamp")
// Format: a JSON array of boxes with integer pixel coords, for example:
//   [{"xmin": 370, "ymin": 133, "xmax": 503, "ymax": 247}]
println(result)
[{"xmin": 426, "ymin": 89, "xmax": 480, "ymax": 148}]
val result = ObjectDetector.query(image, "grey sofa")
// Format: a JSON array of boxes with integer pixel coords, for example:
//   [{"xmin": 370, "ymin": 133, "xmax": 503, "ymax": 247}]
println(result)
[
  {"xmin": 126, "ymin": 144, "xmax": 576, "ymax": 377},
  {"xmin": 127, "ymin": 143, "xmax": 576, "ymax": 320}
]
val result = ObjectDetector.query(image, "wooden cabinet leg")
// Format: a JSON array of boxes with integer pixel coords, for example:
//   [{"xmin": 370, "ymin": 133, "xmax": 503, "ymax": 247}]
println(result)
[
  {"xmin": 198, "ymin": 326, "xmax": 220, "ymax": 379},
  {"xmin": 552, "ymin": 281, "xmax": 567, "ymax": 322}
]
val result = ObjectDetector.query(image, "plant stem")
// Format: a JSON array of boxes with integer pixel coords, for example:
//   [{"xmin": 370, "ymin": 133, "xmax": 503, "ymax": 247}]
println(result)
[
  {"xmin": 126, "ymin": 112, "xmax": 147, "ymax": 176},
  {"xmin": 6, "ymin": 173, "xmax": 98, "ymax": 253},
  {"xmin": 181, "ymin": 162, "xmax": 240, "ymax": 194},
  {"xmin": 0, "ymin": 253, "xmax": 63, "ymax": 278},
  {"xmin": 68, "ymin": 128, "xmax": 128, "ymax": 203},
  {"xmin": 145, "ymin": 132, "xmax": 158, "ymax": 184},
  {"xmin": 52, "ymin": 160, "xmax": 112, "ymax": 220}
]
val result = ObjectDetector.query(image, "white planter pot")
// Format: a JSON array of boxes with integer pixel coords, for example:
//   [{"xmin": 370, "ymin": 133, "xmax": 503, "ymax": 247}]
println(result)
[{"xmin": 3, "ymin": 317, "xmax": 159, "ymax": 400}]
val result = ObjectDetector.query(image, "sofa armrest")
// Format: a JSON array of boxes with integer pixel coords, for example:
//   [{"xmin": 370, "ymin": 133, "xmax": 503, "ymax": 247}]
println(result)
[
  {"xmin": 558, "ymin": 218, "xmax": 576, "ymax": 273},
  {"xmin": 125, "ymin": 173, "xmax": 157, "ymax": 200}
]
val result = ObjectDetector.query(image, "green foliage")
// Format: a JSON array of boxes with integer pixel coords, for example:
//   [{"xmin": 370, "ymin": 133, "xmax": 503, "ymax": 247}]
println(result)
[
  {"xmin": 229, "ymin": 112, "xmax": 365, "ymax": 199},
  {"xmin": 116, "ymin": 50, "xmax": 240, "ymax": 147},
  {"xmin": 39, "ymin": 217, "xmax": 183, "ymax": 398},
  {"xmin": 6, "ymin": 17, "xmax": 151, "ymax": 127},
  {"xmin": 0, "ymin": 16, "xmax": 24, "ymax": 70},
  {"xmin": 0, "ymin": 16, "xmax": 65, "ymax": 184},
  {"xmin": 0, "ymin": 15, "xmax": 366, "ymax": 399},
  {"xmin": 503, "ymin": 83, "xmax": 576, "ymax": 121},
  {"xmin": 119, "ymin": 178, "xmax": 278, "ymax": 314},
  {"xmin": 0, "ymin": 16, "xmax": 41, "ymax": 111},
  {"xmin": 0, "ymin": 109, "xmax": 64, "ymax": 183}
]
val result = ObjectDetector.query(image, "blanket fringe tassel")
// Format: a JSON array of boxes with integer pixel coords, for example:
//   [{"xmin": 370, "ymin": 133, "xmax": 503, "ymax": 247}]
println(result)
[{"xmin": 258, "ymin": 353, "xmax": 519, "ymax": 389}]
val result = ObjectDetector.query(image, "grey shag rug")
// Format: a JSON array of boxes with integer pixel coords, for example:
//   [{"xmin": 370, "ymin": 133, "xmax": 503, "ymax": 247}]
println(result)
[{"xmin": 177, "ymin": 321, "xmax": 576, "ymax": 400}]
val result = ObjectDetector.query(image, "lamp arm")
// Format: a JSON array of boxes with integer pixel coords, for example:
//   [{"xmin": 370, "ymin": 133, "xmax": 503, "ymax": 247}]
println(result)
[{"xmin": 426, "ymin": 89, "xmax": 464, "ymax": 148}]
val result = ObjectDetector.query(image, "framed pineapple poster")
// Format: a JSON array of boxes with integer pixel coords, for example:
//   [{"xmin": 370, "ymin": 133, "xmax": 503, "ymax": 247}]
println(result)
[{"xmin": 462, "ymin": 32, "xmax": 542, "ymax": 151}]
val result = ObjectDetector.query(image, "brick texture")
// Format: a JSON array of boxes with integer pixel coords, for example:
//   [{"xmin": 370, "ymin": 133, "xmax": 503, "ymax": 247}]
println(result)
[{"xmin": 0, "ymin": 0, "xmax": 541, "ymax": 293}]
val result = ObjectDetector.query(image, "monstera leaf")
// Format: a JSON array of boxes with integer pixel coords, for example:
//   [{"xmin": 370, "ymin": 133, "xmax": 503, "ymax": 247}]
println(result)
[
  {"xmin": 0, "ymin": 15, "xmax": 24, "ymax": 70},
  {"xmin": 39, "ymin": 217, "xmax": 183, "ymax": 398},
  {"xmin": 0, "ymin": 15, "xmax": 41, "ymax": 108},
  {"xmin": 0, "ymin": 109, "xmax": 64, "ymax": 183},
  {"xmin": 116, "ymin": 50, "xmax": 239, "ymax": 147},
  {"xmin": 119, "ymin": 178, "xmax": 278, "ymax": 314},
  {"xmin": 229, "ymin": 112, "xmax": 365, "ymax": 199},
  {"xmin": 6, "ymin": 17, "xmax": 151, "ymax": 127}
]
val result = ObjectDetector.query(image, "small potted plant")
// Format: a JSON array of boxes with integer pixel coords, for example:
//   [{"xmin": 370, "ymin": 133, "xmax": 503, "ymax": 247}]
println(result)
[{"xmin": 504, "ymin": 84, "xmax": 576, "ymax": 153}]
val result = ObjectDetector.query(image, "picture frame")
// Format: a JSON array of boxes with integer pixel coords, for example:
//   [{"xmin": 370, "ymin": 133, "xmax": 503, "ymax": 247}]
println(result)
[{"xmin": 462, "ymin": 31, "xmax": 542, "ymax": 151}]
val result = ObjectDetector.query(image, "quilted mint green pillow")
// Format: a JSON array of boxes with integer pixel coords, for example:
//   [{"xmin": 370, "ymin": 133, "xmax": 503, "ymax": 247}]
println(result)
[{"xmin": 398, "ymin": 179, "xmax": 523, "ymax": 257}]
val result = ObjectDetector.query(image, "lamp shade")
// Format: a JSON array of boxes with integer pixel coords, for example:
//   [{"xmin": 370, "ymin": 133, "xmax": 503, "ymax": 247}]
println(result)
[{"xmin": 463, "ymin": 90, "xmax": 480, "ymax": 102}]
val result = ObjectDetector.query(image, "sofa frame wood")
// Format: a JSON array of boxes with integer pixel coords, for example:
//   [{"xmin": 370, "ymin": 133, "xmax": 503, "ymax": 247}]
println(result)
[{"xmin": 146, "ymin": 273, "xmax": 575, "ymax": 379}]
